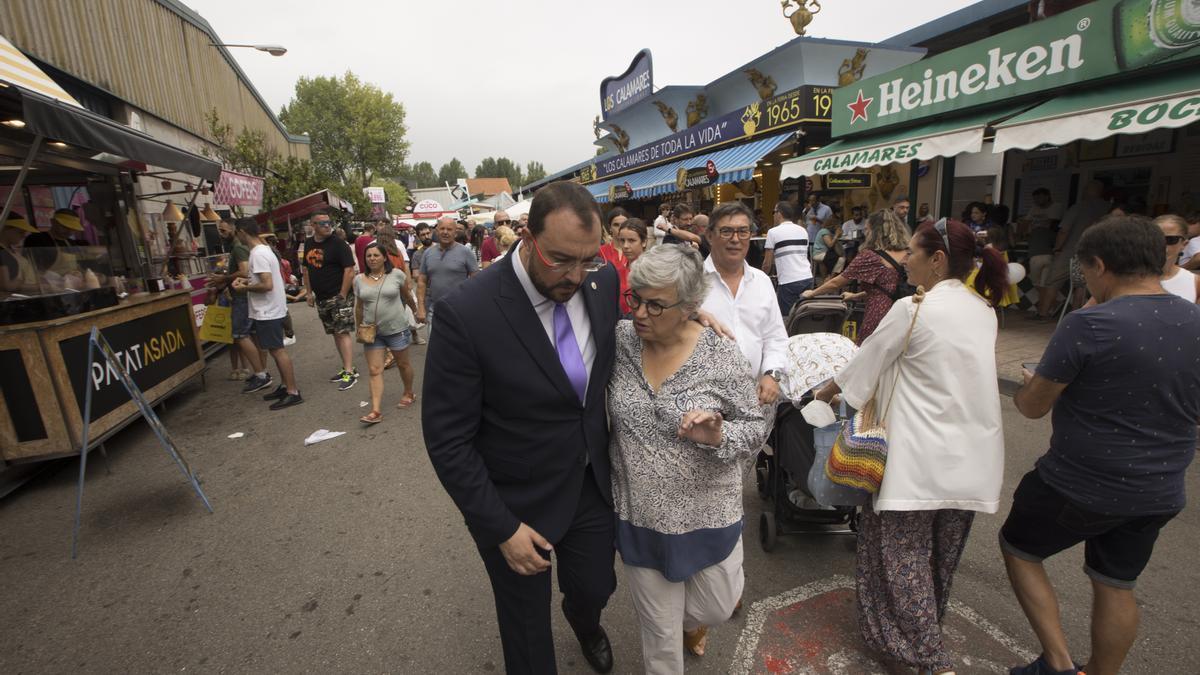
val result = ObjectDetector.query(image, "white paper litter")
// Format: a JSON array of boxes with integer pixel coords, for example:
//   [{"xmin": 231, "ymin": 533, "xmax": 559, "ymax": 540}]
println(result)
[
  {"xmin": 359, "ymin": 401, "xmax": 369, "ymax": 407},
  {"xmin": 227, "ymin": 432, "xmax": 245, "ymax": 439},
  {"xmin": 304, "ymin": 429, "xmax": 345, "ymax": 446}
]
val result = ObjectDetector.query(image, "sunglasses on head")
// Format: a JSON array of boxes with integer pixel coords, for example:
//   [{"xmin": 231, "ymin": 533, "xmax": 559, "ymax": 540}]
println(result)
[
  {"xmin": 1165, "ymin": 235, "xmax": 1186, "ymax": 245},
  {"xmin": 934, "ymin": 218, "xmax": 951, "ymax": 258}
]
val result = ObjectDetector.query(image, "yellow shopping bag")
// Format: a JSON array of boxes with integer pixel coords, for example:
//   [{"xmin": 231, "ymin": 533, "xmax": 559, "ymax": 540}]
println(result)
[{"xmin": 198, "ymin": 303, "xmax": 233, "ymax": 343}]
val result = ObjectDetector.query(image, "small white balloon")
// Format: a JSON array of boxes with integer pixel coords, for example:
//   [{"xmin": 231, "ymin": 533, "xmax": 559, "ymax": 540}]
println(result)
[{"xmin": 1007, "ymin": 262, "xmax": 1026, "ymax": 285}]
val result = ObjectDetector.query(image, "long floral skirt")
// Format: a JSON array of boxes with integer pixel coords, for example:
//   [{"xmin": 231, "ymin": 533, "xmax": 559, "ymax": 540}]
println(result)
[{"xmin": 855, "ymin": 505, "xmax": 975, "ymax": 671}]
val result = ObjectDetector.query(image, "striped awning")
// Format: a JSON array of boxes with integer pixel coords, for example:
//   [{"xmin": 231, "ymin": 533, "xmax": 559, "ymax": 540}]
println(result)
[
  {"xmin": 0, "ymin": 35, "xmax": 80, "ymax": 107},
  {"xmin": 630, "ymin": 132, "xmax": 793, "ymax": 197}
]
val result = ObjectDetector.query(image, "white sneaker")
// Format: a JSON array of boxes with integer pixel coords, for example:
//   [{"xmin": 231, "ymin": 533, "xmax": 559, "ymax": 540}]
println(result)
[{"xmin": 283, "ymin": 336, "xmax": 297, "ymax": 347}]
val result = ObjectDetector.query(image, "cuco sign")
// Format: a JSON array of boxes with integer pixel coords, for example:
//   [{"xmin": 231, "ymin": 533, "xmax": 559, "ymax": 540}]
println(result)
[{"xmin": 413, "ymin": 199, "xmax": 444, "ymax": 214}]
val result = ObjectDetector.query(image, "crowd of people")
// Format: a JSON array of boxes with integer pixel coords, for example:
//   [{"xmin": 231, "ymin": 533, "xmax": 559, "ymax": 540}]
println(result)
[
  {"xmin": 414, "ymin": 180, "xmax": 1199, "ymax": 675},
  {"xmin": 201, "ymin": 178, "xmax": 1198, "ymax": 674}
]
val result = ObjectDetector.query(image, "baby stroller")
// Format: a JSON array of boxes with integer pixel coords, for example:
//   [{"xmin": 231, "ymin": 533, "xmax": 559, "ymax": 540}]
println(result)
[{"xmin": 755, "ymin": 296, "xmax": 860, "ymax": 552}]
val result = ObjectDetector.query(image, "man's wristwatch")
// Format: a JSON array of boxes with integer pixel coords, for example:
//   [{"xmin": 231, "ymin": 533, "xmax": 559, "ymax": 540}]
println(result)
[{"xmin": 764, "ymin": 369, "xmax": 783, "ymax": 383}]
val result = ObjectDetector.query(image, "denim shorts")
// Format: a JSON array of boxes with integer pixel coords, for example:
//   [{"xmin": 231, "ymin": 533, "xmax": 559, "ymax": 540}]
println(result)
[
  {"xmin": 251, "ymin": 317, "xmax": 286, "ymax": 350},
  {"xmin": 365, "ymin": 328, "xmax": 412, "ymax": 352},
  {"xmin": 231, "ymin": 294, "xmax": 252, "ymax": 339}
]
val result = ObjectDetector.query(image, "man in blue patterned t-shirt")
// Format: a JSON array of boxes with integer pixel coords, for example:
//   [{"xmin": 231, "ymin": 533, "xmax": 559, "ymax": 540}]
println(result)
[{"xmin": 1004, "ymin": 215, "xmax": 1200, "ymax": 675}]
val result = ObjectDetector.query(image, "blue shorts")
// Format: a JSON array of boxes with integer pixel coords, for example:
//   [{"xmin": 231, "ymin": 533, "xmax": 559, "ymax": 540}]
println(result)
[
  {"xmin": 366, "ymin": 328, "xmax": 412, "ymax": 352},
  {"xmin": 251, "ymin": 317, "xmax": 286, "ymax": 350},
  {"xmin": 231, "ymin": 294, "xmax": 252, "ymax": 339}
]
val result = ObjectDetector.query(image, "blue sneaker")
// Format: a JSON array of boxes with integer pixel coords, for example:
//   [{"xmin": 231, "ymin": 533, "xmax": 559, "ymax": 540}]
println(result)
[
  {"xmin": 1009, "ymin": 655, "xmax": 1083, "ymax": 675},
  {"xmin": 242, "ymin": 373, "xmax": 273, "ymax": 394}
]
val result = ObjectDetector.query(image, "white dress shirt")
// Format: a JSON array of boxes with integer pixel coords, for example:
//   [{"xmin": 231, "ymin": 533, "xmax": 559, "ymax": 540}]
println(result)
[
  {"xmin": 700, "ymin": 257, "xmax": 789, "ymax": 378},
  {"xmin": 511, "ymin": 242, "xmax": 596, "ymax": 388}
]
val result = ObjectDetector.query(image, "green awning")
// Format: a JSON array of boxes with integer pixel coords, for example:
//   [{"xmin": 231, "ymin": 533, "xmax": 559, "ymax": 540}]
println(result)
[
  {"xmin": 993, "ymin": 68, "xmax": 1200, "ymax": 153},
  {"xmin": 781, "ymin": 104, "xmax": 1028, "ymax": 179}
]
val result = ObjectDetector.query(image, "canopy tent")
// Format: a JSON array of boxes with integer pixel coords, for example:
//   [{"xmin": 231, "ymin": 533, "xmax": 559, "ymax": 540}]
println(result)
[
  {"xmin": 992, "ymin": 68, "xmax": 1200, "ymax": 153},
  {"xmin": 505, "ymin": 199, "xmax": 532, "ymax": 219},
  {"xmin": 781, "ymin": 104, "xmax": 1029, "ymax": 179},
  {"xmin": 253, "ymin": 189, "xmax": 352, "ymax": 227}
]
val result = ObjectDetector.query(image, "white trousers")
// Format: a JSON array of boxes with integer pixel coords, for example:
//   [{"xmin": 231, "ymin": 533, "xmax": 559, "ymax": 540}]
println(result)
[{"xmin": 623, "ymin": 538, "xmax": 745, "ymax": 675}]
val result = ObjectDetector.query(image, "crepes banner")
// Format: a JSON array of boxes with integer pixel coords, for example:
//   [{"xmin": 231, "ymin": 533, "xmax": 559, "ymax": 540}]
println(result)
[{"xmin": 213, "ymin": 169, "xmax": 264, "ymax": 207}]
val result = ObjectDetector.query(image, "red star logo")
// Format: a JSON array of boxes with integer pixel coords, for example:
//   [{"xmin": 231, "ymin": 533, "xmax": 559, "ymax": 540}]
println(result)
[{"xmin": 847, "ymin": 90, "xmax": 873, "ymax": 124}]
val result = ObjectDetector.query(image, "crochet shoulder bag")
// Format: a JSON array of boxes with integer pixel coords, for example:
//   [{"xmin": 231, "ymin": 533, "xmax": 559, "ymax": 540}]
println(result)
[{"xmin": 826, "ymin": 286, "xmax": 925, "ymax": 495}]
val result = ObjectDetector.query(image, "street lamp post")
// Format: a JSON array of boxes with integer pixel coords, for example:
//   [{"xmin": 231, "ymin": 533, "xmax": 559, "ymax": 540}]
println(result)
[{"xmin": 209, "ymin": 43, "xmax": 287, "ymax": 56}]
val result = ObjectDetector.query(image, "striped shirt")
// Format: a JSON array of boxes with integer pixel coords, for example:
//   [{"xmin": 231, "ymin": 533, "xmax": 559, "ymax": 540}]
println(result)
[{"xmin": 765, "ymin": 221, "xmax": 813, "ymax": 285}]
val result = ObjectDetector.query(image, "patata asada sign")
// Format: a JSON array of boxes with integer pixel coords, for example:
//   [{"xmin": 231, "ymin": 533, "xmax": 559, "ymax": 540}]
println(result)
[{"xmin": 833, "ymin": 0, "xmax": 1200, "ymax": 136}]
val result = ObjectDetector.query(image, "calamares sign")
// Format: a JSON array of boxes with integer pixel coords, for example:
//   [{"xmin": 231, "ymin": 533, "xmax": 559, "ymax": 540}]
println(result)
[
  {"xmin": 601, "ymin": 49, "xmax": 653, "ymax": 120},
  {"xmin": 833, "ymin": 0, "xmax": 1200, "ymax": 136}
]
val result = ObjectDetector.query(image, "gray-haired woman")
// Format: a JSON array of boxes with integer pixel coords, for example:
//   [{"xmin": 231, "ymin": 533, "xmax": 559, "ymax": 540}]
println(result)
[{"xmin": 607, "ymin": 244, "xmax": 769, "ymax": 674}]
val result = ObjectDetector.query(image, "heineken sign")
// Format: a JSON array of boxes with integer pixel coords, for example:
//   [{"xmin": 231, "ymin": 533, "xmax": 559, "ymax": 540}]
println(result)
[{"xmin": 833, "ymin": 0, "xmax": 1200, "ymax": 136}]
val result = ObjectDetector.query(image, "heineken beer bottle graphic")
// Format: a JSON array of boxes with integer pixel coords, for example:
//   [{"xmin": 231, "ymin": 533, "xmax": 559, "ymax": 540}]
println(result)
[{"xmin": 1115, "ymin": 0, "xmax": 1200, "ymax": 69}]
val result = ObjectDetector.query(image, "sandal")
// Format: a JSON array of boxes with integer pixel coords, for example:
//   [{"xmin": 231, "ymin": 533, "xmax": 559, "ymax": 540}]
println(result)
[
  {"xmin": 384, "ymin": 353, "xmax": 397, "ymax": 369},
  {"xmin": 397, "ymin": 394, "xmax": 417, "ymax": 409},
  {"xmin": 360, "ymin": 410, "xmax": 383, "ymax": 424},
  {"xmin": 683, "ymin": 626, "xmax": 708, "ymax": 656}
]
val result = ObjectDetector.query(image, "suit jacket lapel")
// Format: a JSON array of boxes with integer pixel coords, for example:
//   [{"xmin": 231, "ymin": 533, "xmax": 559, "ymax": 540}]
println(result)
[
  {"xmin": 581, "ymin": 267, "xmax": 614, "ymax": 405},
  {"xmin": 495, "ymin": 253, "xmax": 580, "ymax": 404}
]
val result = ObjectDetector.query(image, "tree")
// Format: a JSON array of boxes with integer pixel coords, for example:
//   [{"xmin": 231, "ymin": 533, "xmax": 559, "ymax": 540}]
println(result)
[
  {"xmin": 438, "ymin": 158, "xmax": 467, "ymax": 186},
  {"xmin": 204, "ymin": 108, "xmax": 274, "ymax": 179},
  {"xmin": 475, "ymin": 156, "xmax": 523, "ymax": 191},
  {"xmin": 401, "ymin": 161, "xmax": 438, "ymax": 189},
  {"xmin": 370, "ymin": 178, "xmax": 411, "ymax": 216},
  {"xmin": 205, "ymin": 108, "xmax": 328, "ymax": 215},
  {"xmin": 264, "ymin": 156, "xmax": 325, "ymax": 213},
  {"xmin": 278, "ymin": 71, "xmax": 409, "ymax": 188},
  {"xmin": 524, "ymin": 161, "xmax": 547, "ymax": 185}
]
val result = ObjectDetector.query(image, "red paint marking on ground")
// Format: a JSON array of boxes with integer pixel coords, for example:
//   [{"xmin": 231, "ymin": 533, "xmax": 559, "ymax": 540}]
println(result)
[{"xmin": 763, "ymin": 655, "xmax": 791, "ymax": 673}]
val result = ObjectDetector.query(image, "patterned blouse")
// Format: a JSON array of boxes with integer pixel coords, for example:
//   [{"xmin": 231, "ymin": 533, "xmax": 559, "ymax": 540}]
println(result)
[
  {"xmin": 607, "ymin": 321, "xmax": 770, "ymax": 582},
  {"xmin": 843, "ymin": 249, "xmax": 899, "ymax": 344}
]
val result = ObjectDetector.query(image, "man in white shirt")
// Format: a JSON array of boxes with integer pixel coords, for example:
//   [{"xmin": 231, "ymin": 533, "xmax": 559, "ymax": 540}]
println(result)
[
  {"xmin": 232, "ymin": 218, "xmax": 302, "ymax": 410},
  {"xmin": 762, "ymin": 201, "xmax": 814, "ymax": 316},
  {"xmin": 841, "ymin": 206, "xmax": 866, "ymax": 240},
  {"xmin": 702, "ymin": 202, "xmax": 789, "ymax": 405}
]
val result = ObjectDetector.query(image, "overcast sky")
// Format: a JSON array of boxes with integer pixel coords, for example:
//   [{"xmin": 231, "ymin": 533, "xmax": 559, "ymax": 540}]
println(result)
[{"xmin": 187, "ymin": 0, "xmax": 980, "ymax": 176}]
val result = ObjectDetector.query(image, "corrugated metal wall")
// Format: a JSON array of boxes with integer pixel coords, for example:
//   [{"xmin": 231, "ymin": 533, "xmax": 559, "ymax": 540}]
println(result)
[{"xmin": 0, "ymin": 0, "xmax": 309, "ymax": 160}]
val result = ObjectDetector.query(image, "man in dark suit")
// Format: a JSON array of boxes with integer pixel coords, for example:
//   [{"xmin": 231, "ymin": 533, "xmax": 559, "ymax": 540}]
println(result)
[{"xmin": 422, "ymin": 182, "xmax": 619, "ymax": 674}]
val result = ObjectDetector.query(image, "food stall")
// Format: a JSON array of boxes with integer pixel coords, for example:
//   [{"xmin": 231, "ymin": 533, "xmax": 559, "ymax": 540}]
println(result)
[{"xmin": 0, "ymin": 49, "xmax": 221, "ymax": 480}]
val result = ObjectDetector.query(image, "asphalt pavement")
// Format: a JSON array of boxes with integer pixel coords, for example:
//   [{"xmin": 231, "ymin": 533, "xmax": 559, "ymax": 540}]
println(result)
[{"xmin": 0, "ymin": 305, "xmax": 1196, "ymax": 674}]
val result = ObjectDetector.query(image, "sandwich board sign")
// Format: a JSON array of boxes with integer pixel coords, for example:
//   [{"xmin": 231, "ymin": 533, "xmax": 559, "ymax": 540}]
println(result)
[{"xmin": 72, "ymin": 326, "xmax": 213, "ymax": 558}]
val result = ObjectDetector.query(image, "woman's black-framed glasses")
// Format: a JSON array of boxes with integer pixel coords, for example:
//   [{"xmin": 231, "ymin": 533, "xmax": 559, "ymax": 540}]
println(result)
[
  {"xmin": 624, "ymin": 290, "xmax": 685, "ymax": 316},
  {"xmin": 530, "ymin": 235, "xmax": 606, "ymax": 274},
  {"xmin": 1165, "ymin": 235, "xmax": 1186, "ymax": 245}
]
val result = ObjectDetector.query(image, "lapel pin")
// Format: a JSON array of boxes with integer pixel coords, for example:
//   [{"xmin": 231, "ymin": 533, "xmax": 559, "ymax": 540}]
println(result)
[{"xmin": 590, "ymin": 282, "xmax": 597, "ymax": 290}]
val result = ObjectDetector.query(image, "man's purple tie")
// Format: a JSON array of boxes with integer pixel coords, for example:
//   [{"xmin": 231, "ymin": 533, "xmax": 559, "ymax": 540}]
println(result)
[{"xmin": 553, "ymin": 303, "xmax": 587, "ymax": 403}]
